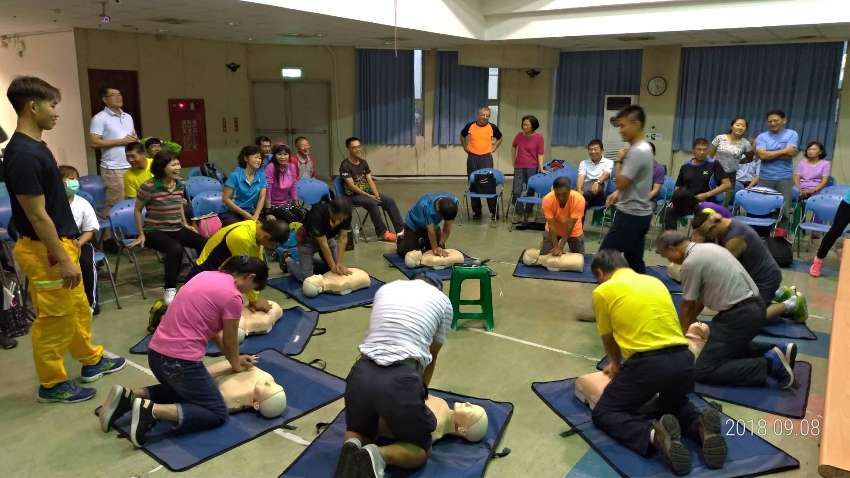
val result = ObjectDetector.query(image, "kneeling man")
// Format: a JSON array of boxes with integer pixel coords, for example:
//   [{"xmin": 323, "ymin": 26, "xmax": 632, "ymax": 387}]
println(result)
[
  {"xmin": 541, "ymin": 176, "xmax": 586, "ymax": 255},
  {"xmin": 397, "ymin": 192, "xmax": 459, "ymax": 258}
]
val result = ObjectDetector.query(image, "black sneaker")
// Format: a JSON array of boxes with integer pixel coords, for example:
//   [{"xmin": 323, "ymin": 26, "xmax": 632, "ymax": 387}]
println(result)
[
  {"xmin": 99, "ymin": 385, "xmax": 133, "ymax": 433},
  {"xmin": 333, "ymin": 439, "xmax": 361, "ymax": 478},
  {"xmin": 699, "ymin": 407, "xmax": 727, "ymax": 469},
  {"xmin": 354, "ymin": 444, "xmax": 386, "ymax": 478},
  {"xmin": 784, "ymin": 342, "xmax": 798, "ymax": 369},
  {"xmin": 653, "ymin": 414, "xmax": 692, "ymax": 476},
  {"xmin": 130, "ymin": 398, "xmax": 157, "ymax": 447}
]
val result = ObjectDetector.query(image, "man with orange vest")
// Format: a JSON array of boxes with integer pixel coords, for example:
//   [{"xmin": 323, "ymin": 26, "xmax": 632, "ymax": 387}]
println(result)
[{"xmin": 460, "ymin": 106, "xmax": 503, "ymax": 221}]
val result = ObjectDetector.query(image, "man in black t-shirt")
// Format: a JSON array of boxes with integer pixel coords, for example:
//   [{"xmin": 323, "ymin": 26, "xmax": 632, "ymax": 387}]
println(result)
[
  {"xmin": 663, "ymin": 138, "xmax": 731, "ymax": 230},
  {"xmin": 340, "ymin": 137, "xmax": 403, "ymax": 243},
  {"xmin": 284, "ymin": 197, "xmax": 353, "ymax": 282},
  {"xmin": 3, "ymin": 76, "xmax": 125, "ymax": 403}
]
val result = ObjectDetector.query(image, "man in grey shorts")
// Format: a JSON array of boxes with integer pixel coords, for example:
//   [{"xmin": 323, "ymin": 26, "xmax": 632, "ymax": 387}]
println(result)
[{"xmin": 656, "ymin": 231, "xmax": 795, "ymax": 389}]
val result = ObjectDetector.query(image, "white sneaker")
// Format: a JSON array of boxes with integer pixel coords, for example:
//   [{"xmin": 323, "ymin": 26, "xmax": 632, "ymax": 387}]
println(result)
[{"xmin": 163, "ymin": 288, "xmax": 177, "ymax": 306}]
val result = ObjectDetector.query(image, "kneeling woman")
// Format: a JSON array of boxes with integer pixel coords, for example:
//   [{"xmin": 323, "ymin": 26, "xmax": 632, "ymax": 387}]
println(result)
[{"xmin": 96, "ymin": 256, "xmax": 269, "ymax": 447}]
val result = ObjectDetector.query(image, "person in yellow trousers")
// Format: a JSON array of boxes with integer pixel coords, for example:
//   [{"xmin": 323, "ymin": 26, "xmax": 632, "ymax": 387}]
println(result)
[{"xmin": 4, "ymin": 76, "xmax": 126, "ymax": 403}]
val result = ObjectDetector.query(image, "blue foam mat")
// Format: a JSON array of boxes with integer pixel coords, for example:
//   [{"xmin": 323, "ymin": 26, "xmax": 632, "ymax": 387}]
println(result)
[
  {"xmin": 267, "ymin": 275, "xmax": 384, "ymax": 313},
  {"xmin": 644, "ymin": 266, "xmax": 683, "ymax": 293},
  {"xmin": 280, "ymin": 390, "xmax": 513, "ymax": 478},
  {"xmin": 107, "ymin": 350, "xmax": 344, "ymax": 471},
  {"xmin": 129, "ymin": 307, "xmax": 320, "ymax": 356},
  {"xmin": 512, "ymin": 253, "xmax": 597, "ymax": 283},
  {"xmin": 383, "ymin": 252, "xmax": 496, "ymax": 280},
  {"xmin": 532, "ymin": 378, "xmax": 800, "ymax": 478},
  {"xmin": 596, "ymin": 357, "xmax": 812, "ymax": 418}
]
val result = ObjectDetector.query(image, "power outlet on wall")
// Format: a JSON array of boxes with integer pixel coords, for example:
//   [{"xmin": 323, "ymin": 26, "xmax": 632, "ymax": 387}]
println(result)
[{"xmin": 646, "ymin": 132, "xmax": 663, "ymax": 141}]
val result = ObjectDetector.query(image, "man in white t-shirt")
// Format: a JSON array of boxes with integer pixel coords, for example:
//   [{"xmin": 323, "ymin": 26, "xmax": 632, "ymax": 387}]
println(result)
[
  {"xmin": 576, "ymin": 138, "xmax": 614, "ymax": 218},
  {"xmin": 89, "ymin": 86, "xmax": 137, "ymax": 207}
]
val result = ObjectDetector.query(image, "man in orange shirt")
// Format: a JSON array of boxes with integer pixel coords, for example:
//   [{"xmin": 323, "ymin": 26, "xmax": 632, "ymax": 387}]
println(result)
[
  {"xmin": 460, "ymin": 106, "xmax": 503, "ymax": 220},
  {"xmin": 541, "ymin": 176, "xmax": 586, "ymax": 255}
]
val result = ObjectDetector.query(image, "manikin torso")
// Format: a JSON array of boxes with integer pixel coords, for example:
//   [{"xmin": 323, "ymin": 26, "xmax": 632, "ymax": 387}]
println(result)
[
  {"xmin": 207, "ymin": 360, "xmax": 283, "ymax": 414},
  {"xmin": 378, "ymin": 395, "xmax": 488, "ymax": 442},
  {"xmin": 667, "ymin": 262, "xmax": 682, "ymax": 282},
  {"xmin": 303, "ymin": 268, "xmax": 370, "ymax": 297},
  {"xmin": 239, "ymin": 301, "xmax": 283, "ymax": 335},
  {"xmin": 522, "ymin": 248, "xmax": 584, "ymax": 272},
  {"xmin": 404, "ymin": 249, "xmax": 465, "ymax": 270}
]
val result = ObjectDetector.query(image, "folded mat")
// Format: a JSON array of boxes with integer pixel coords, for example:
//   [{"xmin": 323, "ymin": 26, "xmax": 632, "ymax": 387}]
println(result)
[
  {"xmin": 129, "ymin": 307, "xmax": 321, "ymax": 356},
  {"xmin": 280, "ymin": 389, "xmax": 513, "ymax": 478},
  {"xmin": 383, "ymin": 252, "xmax": 496, "ymax": 280},
  {"xmin": 267, "ymin": 275, "xmax": 384, "ymax": 313},
  {"xmin": 644, "ymin": 266, "xmax": 682, "ymax": 294},
  {"xmin": 596, "ymin": 356, "xmax": 812, "ymax": 419},
  {"xmin": 109, "ymin": 350, "xmax": 345, "ymax": 471},
  {"xmin": 532, "ymin": 378, "xmax": 799, "ymax": 478},
  {"xmin": 512, "ymin": 253, "xmax": 597, "ymax": 283}
]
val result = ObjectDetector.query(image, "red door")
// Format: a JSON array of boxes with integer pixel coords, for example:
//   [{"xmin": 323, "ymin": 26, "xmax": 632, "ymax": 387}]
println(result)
[{"xmin": 168, "ymin": 99, "xmax": 208, "ymax": 167}]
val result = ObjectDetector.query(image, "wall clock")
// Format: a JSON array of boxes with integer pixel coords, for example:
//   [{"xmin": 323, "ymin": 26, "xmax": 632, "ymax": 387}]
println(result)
[{"xmin": 647, "ymin": 76, "xmax": 667, "ymax": 96}]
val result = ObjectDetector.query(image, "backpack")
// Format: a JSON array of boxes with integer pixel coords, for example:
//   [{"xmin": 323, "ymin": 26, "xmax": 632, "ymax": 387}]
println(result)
[
  {"xmin": 470, "ymin": 171, "xmax": 497, "ymax": 195},
  {"xmin": 147, "ymin": 300, "xmax": 168, "ymax": 333},
  {"xmin": 269, "ymin": 203, "xmax": 307, "ymax": 224},
  {"xmin": 196, "ymin": 213, "xmax": 223, "ymax": 238},
  {"xmin": 763, "ymin": 237, "xmax": 793, "ymax": 267},
  {"xmin": 547, "ymin": 159, "xmax": 566, "ymax": 171},
  {"xmin": 199, "ymin": 162, "xmax": 225, "ymax": 183}
]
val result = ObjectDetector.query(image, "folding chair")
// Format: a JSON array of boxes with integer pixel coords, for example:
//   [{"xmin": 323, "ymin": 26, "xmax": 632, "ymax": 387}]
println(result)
[
  {"xmin": 794, "ymin": 194, "xmax": 844, "ymax": 257},
  {"xmin": 295, "ymin": 178, "xmax": 331, "ymax": 206},
  {"xmin": 463, "ymin": 168, "xmax": 505, "ymax": 221},
  {"xmin": 191, "ymin": 190, "xmax": 227, "ymax": 216},
  {"xmin": 79, "ymin": 175, "xmax": 107, "ymax": 212},
  {"xmin": 109, "ymin": 199, "xmax": 147, "ymax": 299},
  {"xmin": 733, "ymin": 189, "xmax": 784, "ymax": 231},
  {"xmin": 186, "ymin": 176, "xmax": 223, "ymax": 201},
  {"xmin": 509, "ymin": 172, "xmax": 550, "ymax": 231},
  {"xmin": 332, "ymin": 176, "xmax": 388, "ymax": 243}
]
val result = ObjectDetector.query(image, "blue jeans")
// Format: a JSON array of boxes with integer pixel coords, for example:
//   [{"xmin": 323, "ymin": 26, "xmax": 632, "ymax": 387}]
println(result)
[
  {"xmin": 145, "ymin": 349, "xmax": 228, "ymax": 433},
  {"xmin": 512, "ymin": 167, "xmax": 538, "ymax": 216},
  {"xmin": 599, "ymin": 210, "xmax": 652, "ymax": 273}
]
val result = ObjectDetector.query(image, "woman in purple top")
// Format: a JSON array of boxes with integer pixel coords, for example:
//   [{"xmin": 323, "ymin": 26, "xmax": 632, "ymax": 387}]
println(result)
[
  {"xmin": 794, "ymin": 141, "xmax": 831, "ymax": 200},
  {"xmin": 264, "ymin": 143, "xmax": 298, "ymax": 208},
  {"xmin": 511, "ymin": 115, "xmax": 545, "ymax": 223}
]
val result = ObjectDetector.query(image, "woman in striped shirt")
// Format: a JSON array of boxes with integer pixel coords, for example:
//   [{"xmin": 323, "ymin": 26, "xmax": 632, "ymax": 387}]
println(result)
[{"xmin": 132, "ymin": 150, "xmax": 207, "ymax": 305}]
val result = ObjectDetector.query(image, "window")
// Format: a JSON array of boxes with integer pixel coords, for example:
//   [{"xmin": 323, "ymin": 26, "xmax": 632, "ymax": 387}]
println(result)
[
  {"xmin": 414, "ymin": 49, "xmax": 424, "ymax": 137},
  {"xmin": 487, "ymin": 67, "xmax": 500, "ymax": 125}
]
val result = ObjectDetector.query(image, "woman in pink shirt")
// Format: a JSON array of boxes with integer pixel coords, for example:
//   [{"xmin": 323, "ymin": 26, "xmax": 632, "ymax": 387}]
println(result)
[
  {"xmin": 794, "ymin": 141, "xmax": 830, "ymax": 199},
  {"xmin": 264, "ymin": 143, "xmax": 298, "ymax": 209},
  {"xmin": 96, "ymin": 257, "xmax": 269, "ymax": 447},
  {"xmin": 511, "ymin": 115, "xmax": 545, "ymax": 224}
]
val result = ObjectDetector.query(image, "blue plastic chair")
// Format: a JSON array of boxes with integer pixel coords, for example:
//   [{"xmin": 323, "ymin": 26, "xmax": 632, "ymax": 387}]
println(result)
[
  {"xmin": 109, "ymin": 199, "xmax": 147, "ymax": 299},
  {"xmin": 821, "ymin": 184, "xmax": 850, "ymax": 198},
  {"xmin": 296, "ymin": 178, "xmax": 331, "ymax": 206},
  {"xmin": 0, "ymin": 182, "xmax": 8, "ymax": 198},
  {"xmin": 464, "ymin": 168, "xmax": 506, "ymax": 221},
  {"xmin": 794, "ymin": 194, "xmax": 844, "ymax": 257},
  {"xmin": 186, "ymin": 176, "xmax": 223, "ymax": 200},
  {"xmin": 79, "ymin": 175, "xmax": 106, "ymax": 211},
  {"xmin": 733, "ymin": 189, "xmax": 784, "ymax": 229},
  {"xmin": 192, "ymin": 190, "xmax": 227, "ymax": 217},
  {"xmin": 509, "ymin": 172, "xmax": 550, "ymax": 231},
  {"xmin": 332, "ymin": 176, "xmax": 387, "ymax": 243},
  {"xmin": 544, "ymin": 160, "xmax": 578, "ymax": 177}
]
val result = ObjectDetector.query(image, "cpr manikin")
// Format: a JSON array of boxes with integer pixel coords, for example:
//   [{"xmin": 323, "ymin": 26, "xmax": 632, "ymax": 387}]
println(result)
[
  {"xmin": 575, "ymin": 323, "xmax": 710, "ymax": 410},
  {"xmin": 667, "ymin": 263, "xmax": 682, "ymax": 283},
  {"xmin": 379, "ymin": 395, "xmax": 489, "ymax": 443},
  {"xmin": 302, "ymin": 268, "xmax": 371, "ymax": 297},
  {"xmin": 404, "ymin": 249, "xmax": 464, "ymax": 270},
  {"xmin": 521, "ymin": 248, "xmax": 584, "ymax": 272},
  {"xmin": 206, "ymin": 360, "xmax": 287, "ymax": 418},
  {"xmin": 237, "ymin": 301, "xmax": 283, "ymax": 342}
]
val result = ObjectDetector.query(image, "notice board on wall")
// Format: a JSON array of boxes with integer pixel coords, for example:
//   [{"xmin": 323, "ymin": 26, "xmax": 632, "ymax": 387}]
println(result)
[{"xmin": 168, "ymin": 99, "xmax": 208, "ymax": 167}]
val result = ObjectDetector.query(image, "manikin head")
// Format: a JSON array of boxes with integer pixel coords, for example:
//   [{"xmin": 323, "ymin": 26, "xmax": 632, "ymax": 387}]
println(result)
[
  {"xmin": 655, "ymin": 230, "xmax": 690, "ymax": 265},
  {"xmin": 405, "ymin": 250, "xmax": 424, "ymax": 268},
  {"xmin": 521, "ymin": 248, "xmax": 541, "ymax": 265},
  {"xmin": 252, "ymin": 380, "xmax": 287, "ymax": 418},
  {"xmin": 451, "ymin": 402, "xmax": 488, "ymax": 442},
  {"xmin": 302, "ymin": 275, "xmax": 325, "ymax": 297}
]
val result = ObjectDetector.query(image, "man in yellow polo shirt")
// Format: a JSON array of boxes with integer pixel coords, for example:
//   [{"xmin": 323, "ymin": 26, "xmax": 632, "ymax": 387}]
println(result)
[
  {"xmin": 123, "ymin": 142, "xmax": 153, "ymax": 199},
  {"xmin": 590, "ymin": 249, "xmax": 726, "ymax": 476},
  {"xmin": 460, "ymin": 106, "xmax": 503, "ymax": 220},
  {"xmin": 541, "ymin": 176, "xmax": 585, "ymax": 254}
]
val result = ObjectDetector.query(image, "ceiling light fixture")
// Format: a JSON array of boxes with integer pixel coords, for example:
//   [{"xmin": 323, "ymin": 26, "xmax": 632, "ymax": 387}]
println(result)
[{"xmin": 226, "ymin": 21, "xmax": 238, "ymax": 26}]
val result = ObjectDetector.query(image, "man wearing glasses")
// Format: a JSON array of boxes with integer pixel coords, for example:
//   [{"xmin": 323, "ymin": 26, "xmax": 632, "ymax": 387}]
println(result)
[{"xmin": 89, "ymin": 87, "xmax": 138, "ymax": 208}]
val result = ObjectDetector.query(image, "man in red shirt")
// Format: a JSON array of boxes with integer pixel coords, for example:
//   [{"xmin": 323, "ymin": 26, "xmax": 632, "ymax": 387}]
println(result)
[{"xmin": 460, "ymin": 106, "xmax": 503, "ymax": 221}]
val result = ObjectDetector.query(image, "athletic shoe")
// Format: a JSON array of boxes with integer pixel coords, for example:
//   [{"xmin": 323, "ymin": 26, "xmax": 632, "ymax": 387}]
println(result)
[
  {"xmin": 99, "ymin": 384, "xmax": 133, "ymax": 432},
  {"xmin": 809, "ymin": 258, "xmax": 823, "ymax": 277},
  {"xmin": 792, "ymin": 292, "xmax": 808, "ymax": 323},
  {"xmin": 354, "ymin": 444, "xmax": 386, "ymax": 478},
  {"xmin": 0, "ymin": 334, "xmax": 17, "ymax": 349},
  {"xmin": 37, "ymin": 381, "xmax": 96, "ymax": 404},
  {"xmin": 766, "ymin": 346, "xmax": 795, "ymax": 389},
  {"xmin": 130, "ymin": 398, "xmax": 157, "ymax": 448},
  {"xmin": 652, "ymin": 414, "xmax": 692, "ymax": 476},
  {"xmin": 80, "ymin": 356, "xmax": 127, "ymax": 383},
  {"xmin": 163, "ymin": 288, "xmax": 177, "ymax": 306},
  {"xmin": 333, "ymin": 438, "xmax": 361, "ymax": 478},
  {"xmin": 381, "ymin": 231, "xmax": 397, "ymax": 243},
  {"xmin": 774, "ymin": 285, "xmax": 795, "ymax": 303},
  {"xmin": 784, "ymin": 342, "xmax": 798, "ymax": 369},
  {"xmin": 698, "ymin": 407, "xmax": 727, "ymax": 469}
]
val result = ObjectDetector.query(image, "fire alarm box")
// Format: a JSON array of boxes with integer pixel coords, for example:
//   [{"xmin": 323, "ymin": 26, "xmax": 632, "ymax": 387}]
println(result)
[{"xmin": 168, "ymin": 99, "xmax": 208, "ymax": 167}]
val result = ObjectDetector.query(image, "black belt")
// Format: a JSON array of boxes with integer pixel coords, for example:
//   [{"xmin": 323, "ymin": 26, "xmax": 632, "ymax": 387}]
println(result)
[{"xmin": 630, "ymin": 344, "xmax": 688, "ymax": 360}]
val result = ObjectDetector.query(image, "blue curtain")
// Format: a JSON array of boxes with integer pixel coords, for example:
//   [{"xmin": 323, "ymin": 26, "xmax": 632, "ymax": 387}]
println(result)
[
  {"xmin": 434, "ymin": 51, "xmax": 488, "ymax": 145},
  {"xmin": 356, "ymin": 49, "xmax": 415, "ymax": 145},
  {"xmin": 673, "ymin": 42, "xmax": 844, "ymax": 154},
  {"xmin": 551, "ymin": 50, "xmax": 642, "ymax": 146}
]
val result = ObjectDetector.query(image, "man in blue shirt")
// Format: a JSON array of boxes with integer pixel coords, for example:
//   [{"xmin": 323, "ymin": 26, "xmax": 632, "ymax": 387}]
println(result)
[
  {"xmin": 755, "ymin": 110, "xmax": 798, "ymax": 234},
  {"xmin": 397, "ymin": 192, "xmax": 459, "ymax": 258}
]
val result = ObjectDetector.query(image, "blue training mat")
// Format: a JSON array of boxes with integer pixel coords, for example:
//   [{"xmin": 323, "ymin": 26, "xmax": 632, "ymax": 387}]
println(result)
[
  {"xmin": 107, "ymin": 350, "xmax": 345, "ymax": 471},
  {"xmin": 644, "ymin": 266, "xmax": 683, "ymax": 294},
  {"xmin": 532, "ymin": 378, "xmax": 799, "ymax": 478},
  {"xmin": 596, "ymin": 357, "xmax": 812, "ymax": 419},
  {"xmin": 512, "ymin": 253, "xmax": 597, "ymax": 283},
  {"xmin": 280, "ymin": 389, "xmax": 513, "ymax": 478},
  {"xmin": 383, "ymin": 251, "xmax": 496, "ymax": 280},
  {"xmin": 129, "ymin": 307, "xmax": 322, "ymax": 356},
  {"xmin": 267, "ymin": 275, "xmax": 385, "ymax": 313}
]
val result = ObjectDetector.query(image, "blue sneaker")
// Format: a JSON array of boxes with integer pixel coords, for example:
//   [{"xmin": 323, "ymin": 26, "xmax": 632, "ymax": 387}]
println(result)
[
  {"xmin": 37, "ymin": 381, "xmax": 96, "ymax": 403},
  {"xmin": 80, "ymin": 356, "xmax": 127, "ymax": 383},
  {"xmin": 766, "ymin": 347, "xmax": 794, "ymax": 389}
]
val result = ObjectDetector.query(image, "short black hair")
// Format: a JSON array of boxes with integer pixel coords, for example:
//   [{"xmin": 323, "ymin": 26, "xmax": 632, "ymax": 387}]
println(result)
[
  {"xmin": 294, "ymin": 136, "xmax": 308, "ymax": 145},
  {"xmin": 219, "ymin": 256, "xmax": 269, "ymax": 291},
  {"xmin": 150, "ymin": 150, "xmax": 178, "ymax": 179},
  {"xmin": 125, "ymin": 141, "xmax": 146, "ymax": 155},
  {"xmin": 693, "ymin": 137, "xmax": 710, "ymax": 148},
  {"xmin": 766, "ymin": 109, "xmax": 786, "ymax": 119},
  {"xmin": 437, "ymin": 198, "xmax": 458, "ymax": 221},
  {"xmin": 6, "ymin": 76, "xmax": 61, "ymax": 113},
  {"xmin": 58, "ymin": 165, "xmax": 80, "ymax": 179},
  {"xmin": 329, "ymin": 196, "xmax": 353, "ymax": 218},
  {"xmin": 98, "ymin": 86, "xmax": 116, "ymax": 99},
  {"xmin": 259, "ymin": 217, "xmax": 290, "ymax": 244},
  {"xmin": 345, "ymin": 136, "xmax": 361, "ymax": 148},
  {"xmin": 255, "ymin": 135, "xmax": 272, "ymax": 146},
  {"xmin": 590, "ymin": 249, "xmax": 629, "ymax": 275},
  {"xmin": 587, "ymin": 139, "xmax": 604, "ymax": 150},
  {"xmin": 553, "ymin": 176, "xmax": 572, "ymax": 190},
  {"xmin": 615, "ymin": 105, "xmax": 645, "ymax": 128},
  {"xmin": 144, "ymin": 137, "xmax": 162, "ymax": 149},
  {"xmin": 805, "ymin": 141, "xmax": 826, "ymax": 159},
  {"xmin": 238, "ymin": 145, "xmax": 261, "ymax": 168},
  {"xmin": 521, "ymin": 115, "xmax": 540, "ymax": 132}
]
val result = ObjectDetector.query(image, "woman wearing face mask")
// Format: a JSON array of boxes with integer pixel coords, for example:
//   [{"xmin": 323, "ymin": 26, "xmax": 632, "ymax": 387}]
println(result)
[{"xmin": 59, "ymin": 165, "xmax": 101, "ymax": 314}]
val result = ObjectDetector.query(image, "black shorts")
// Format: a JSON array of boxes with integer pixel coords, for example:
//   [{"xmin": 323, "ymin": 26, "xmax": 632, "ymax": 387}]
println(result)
[{"xmin": 343, "ymin": 356, "xmax": 436, "ymax": 451}]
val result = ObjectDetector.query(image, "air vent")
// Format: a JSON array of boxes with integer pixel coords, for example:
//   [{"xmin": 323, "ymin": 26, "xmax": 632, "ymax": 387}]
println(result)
[
  {"xmin": 147, "ymin": 17, "xmax": 194, "ymax": 25},
  {"xmin": 617, "ymin": 35, "xmax": 655, "ymax": 42},
  {"xmin": 792, "ymin": 35, "xmax": 819, "ymax": 40}
]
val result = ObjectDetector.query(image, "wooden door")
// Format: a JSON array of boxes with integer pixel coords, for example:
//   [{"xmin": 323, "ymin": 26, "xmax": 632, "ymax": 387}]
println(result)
[{"xmin": 88, "ymin": 69, "xmax": 142, "ymax": 137}]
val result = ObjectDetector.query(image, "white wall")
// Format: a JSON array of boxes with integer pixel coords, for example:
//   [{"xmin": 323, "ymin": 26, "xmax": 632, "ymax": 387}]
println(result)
[{"xmin": 0, "ymin": 30, "xmax": 88, "ymax": 174}]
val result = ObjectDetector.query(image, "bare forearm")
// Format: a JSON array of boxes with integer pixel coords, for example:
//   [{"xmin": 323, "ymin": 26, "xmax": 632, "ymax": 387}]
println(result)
[
  {"xmin": 77, "ymin": 231, "xmax": 95, "ymax": 247},
  {"xmin": 680, "ymin": 301, "xmax": 700, "ymax": 332},
  {"xmin": 336, "ymin": 232, "xmax": 348, "ymax": 263},
  {"xmin": 318, "ymin": 238, "xmax": 336, "ymax": 268},
  {"xmin": 30, "ymin": 214, "xmax": 70, "ymax": 261},
  {"xmin": 422, "ymin": 362, "xmax": 436, "ymax": 387},
  {"xmin": 601, "ymin": 335, "xmax": 622, "ymax": 365}
]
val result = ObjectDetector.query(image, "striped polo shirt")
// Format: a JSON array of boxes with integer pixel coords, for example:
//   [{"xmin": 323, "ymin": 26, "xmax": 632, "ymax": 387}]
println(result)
[
  {"xmin": 137, "ymin": 177, "xmax": 186, "ymax": 232},
  {"xmin": 359, "ymin": 279, "xmax": 453, "ymax": 369}
]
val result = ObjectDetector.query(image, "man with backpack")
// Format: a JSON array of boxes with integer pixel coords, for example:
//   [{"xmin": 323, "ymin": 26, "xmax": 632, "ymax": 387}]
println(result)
[{"xmin": 460, "ymin": 106, "xmax": 503, "ymax": 222}]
